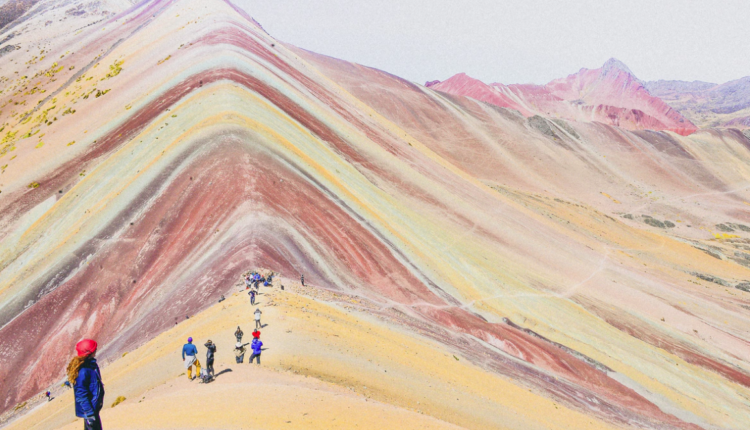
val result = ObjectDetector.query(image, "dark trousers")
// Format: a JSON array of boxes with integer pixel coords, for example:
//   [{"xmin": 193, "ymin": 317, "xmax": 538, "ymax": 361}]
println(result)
[
  {"xmin": 250, "ymin": 353, "xmax": 261, "ymax": 364},
  {"xmin": 236, "ymin": 354, "xmax": 244, "ymax": 363},
  {"xmin": 235, "ymin": 335, "xmax": 242, "ymax": 342},
  {"xmin": 250, "ymin": 296, "xmax": 255, "ymax": 305},
  {"xmin": 255, "ymin": 320, "xmax": 261, "ymax": 329},
  {"xmin": 206, "ymin": 359, "xmax": 214, "ymax": 376},
  {"xmin": 83, "ymin": 412, "xmax": 102, "ymax": 430}
]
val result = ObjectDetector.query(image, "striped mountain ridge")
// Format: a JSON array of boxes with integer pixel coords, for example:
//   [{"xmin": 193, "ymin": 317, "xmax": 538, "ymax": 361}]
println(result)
[{"xmin": 0, "ymin": 1, "xmax": 749, "ymax": 429}]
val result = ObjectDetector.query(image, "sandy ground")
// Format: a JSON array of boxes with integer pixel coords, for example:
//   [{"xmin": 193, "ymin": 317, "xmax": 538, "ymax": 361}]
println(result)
[{"xmin": 5, "ymin": 280, "xmax": 618, "ymax": 430}]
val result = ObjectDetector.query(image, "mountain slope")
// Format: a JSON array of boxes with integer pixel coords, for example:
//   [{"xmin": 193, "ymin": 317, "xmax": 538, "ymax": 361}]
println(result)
[
  {"xmin": 0, "ymin": 1, "xmax": 749, "ymax": 429},
  {"xmin": 646, "ymin": 77, "xmax": 750, "ymax": 128},
  {"xmin": 4, "ymin": 284, "xmax": 621, "ymax": 430},
  {"xmin": 428, "ymin": 58, "xmax": 698, "ymax": 135}
]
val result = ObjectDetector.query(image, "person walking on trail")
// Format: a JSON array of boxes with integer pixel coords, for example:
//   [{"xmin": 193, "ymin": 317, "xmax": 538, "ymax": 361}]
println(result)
[
  {"xmin": 45, "ymin": 391, "xmax": 51, "ymax": 401},
  {"xmin": 235, "ymin": 326, "xmax": 244, "ymax": 342},
  {"xmin": 249, "ymin": 336, "xmax": 263, "ymax": 365},
  {"xmin": 182, "ymin": 337, "xmax": 201, "ymax": 380},
  {"xmin": 67, "ymin": 339, "xmax": 104, "ymax": 430},
  {"xmin": 254, "ymin": 308, "xmax": 262, "ymax": 329},
  {"xmin": 300, "ymin": 274, "xmax": 305, "ymax": 286},
  {"xmin": 249, "ymin": 289, "xmax": 256, "ymax": 305},
  {"xmin": 204, "ymin": 340, "xmax": 217, "ymax": 378},
  {"xmin": 252, "ymin": 329, "xmax": 260, "ymax": 339},
  {"xmin": 245, "ymin": 276, "xmax": 252, "ymax": 290},
  {"xmin": 235, "ymin": 342, "xmax": 248, "ymax": 363}
]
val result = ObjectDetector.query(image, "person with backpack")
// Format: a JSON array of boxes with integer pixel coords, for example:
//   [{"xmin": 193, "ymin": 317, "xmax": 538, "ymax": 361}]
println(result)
[
  {"xmin": 204, "ymin": 340, "xmax": 216, "ymax": 378},
  {"xmin": 235, "ymin": 326, "xmax": 244, "ymax": 342},
  {"xmin": 67, "ymin": 339, "xmax": 104, "ymax": 430},
  {"xmin": 45, "ymin": 391, "xmax": 51, "ymax": 401},
  {"xmin": 249, "ymin": 289, "xmax": 256, "ymax": 305},
  {"xmin": 249, "ymin": 336, "xmax": 263, "ymax": 365},
  {"xmin": 254, "ymin": 308, "xmax": 262, "ymax": 329},
  {"xmin": 182, "ymin": 337, "xmax": 200, "ymax": 380},
  {"xmin": 235, "ymin": 342, "xmax": 248, "ymax": 363}
]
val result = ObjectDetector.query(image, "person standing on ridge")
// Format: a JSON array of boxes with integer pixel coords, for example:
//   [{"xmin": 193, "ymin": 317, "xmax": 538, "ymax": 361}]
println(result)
[
  {"xmin": 67, "ymin": 339, "xmax": 104, "ymax": 430},
  {"xmin": 204, "ymin": 340, "xmax": 216, "ymax": 378},
  {"xmin": 254, "ymin": 308, "xmax": 262, "ymax": 329},
  {"xmin": 182, "ymin": 337, "xmax": 200, "ymax": 380},
  {"xmin": 249, "ymin": 335, "xmax": 263, "ymax": 365},
  {"xmin": 235, "ymin": 326, "xmax": 244, "ymax": 342},
  {"xmin": 235, "ymin": 342, "xmax": 248, "ymax": 363},
  {"xmin": 300, "ymin": 274, "xmax": 305, "ymax": 286},
  {"xmin": 249, "ymin": 289, "xmax": 256, "ymax": 305}
]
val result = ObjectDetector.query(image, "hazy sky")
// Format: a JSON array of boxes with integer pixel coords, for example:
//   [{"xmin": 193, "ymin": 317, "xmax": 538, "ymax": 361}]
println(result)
[{"xmin": 234, "ymin": 0, "xmax": 750, "ymax": 85}]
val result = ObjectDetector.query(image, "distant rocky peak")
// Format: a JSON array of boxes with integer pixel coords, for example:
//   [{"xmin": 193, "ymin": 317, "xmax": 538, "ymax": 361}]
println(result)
[{"xmin": 601, "ymin": 58, "xmax": 634, "ymax": 76}]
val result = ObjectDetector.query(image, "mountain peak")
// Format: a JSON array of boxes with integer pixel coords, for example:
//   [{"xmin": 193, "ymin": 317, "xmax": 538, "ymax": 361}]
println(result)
[{"xmin": 601, "ymin": 58, "xmax": 634, "ymax": 76}]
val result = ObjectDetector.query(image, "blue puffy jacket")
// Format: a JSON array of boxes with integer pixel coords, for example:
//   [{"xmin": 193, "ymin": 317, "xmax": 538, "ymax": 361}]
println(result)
[
  {"xmin": 182, "ymin": 343, "xmax": 198, "ymax": 360},
  {"xmin": 74, "ymin": 359, "xmax": 105, "ymax": 418},
  {"xmin": 251, "ymin": 338, "xmax": 263, "ymax": 354}
]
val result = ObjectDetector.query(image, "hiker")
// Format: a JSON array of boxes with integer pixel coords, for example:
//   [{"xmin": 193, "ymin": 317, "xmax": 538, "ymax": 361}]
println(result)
[
  {"xmin": 245, "ymin": 276, "xmax": 252, "ymax": 289},
  {"xmin": 63, "ymin": 381, "xmax": 72, "ymax": 389},
  {"xmin": 254, "ymin": 308, "xmax": 262, "ymax": 329},
  {"xmin": 252, "ymin": 329, "xmax": 260, "ymax": 339},
  {"xmin": 45, "ymin": 391, "xmax": 51, "ymax": 401},
  {"xmin": 300, "ymin": 274, "xmax": 305, "ymax": 286},
  {"xmin": 182, "ymin": 337, "xmax": 201, "ymax": 380},
  {"xmin": 249, "ymin": 289, "xmax": 256, "ymax": 305},
  {"xmin": 235, "ymin": 342, "xmax": 248, "ymax": 363},
  {"xmin": 249, "ymin": 335, "xmax": 263, "ymax": 365},
  {"xmin": 204, "ymin": 340, "xmax": 216, "ymax": 378},
  {"xmin": 235, "ymin": 326, "xmax": 244, "ymax": 342},
  {"xmin": 218, "ymin": 295, "xmax": 225, "ymax": 303},
  {"xmin": 67, "ymin": 339, "xmax": 104, "ymax": 430}
]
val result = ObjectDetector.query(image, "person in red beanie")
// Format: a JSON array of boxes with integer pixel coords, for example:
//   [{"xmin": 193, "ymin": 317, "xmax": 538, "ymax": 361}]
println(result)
[{"xmin": 66, "ymin": 339, "xmax": 105, "ymax": 430}]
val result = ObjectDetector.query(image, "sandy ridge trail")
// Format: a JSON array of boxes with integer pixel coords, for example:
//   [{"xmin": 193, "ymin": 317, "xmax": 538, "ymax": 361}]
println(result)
[{"xmin": 5, "ymin": 279, "xmax": 617, "ymax": 430}]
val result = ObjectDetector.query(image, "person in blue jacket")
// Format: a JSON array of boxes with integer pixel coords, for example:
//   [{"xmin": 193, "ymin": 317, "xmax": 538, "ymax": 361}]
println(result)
[
  {"xmin": 66, "ymin": 339, "xmax": 104, "ymax": 430},
  {"xmin": 182, "ymin": 337, "xmax": 201, "ymax": 380},
  {"xmin": 249, "ymin": 335, "xmax": 263, "ymax": 365}
]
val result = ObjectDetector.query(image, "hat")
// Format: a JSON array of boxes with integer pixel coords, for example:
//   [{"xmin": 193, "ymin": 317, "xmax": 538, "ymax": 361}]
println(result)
[
  {"xmin": 75, "ymin": 339, "xmax": 98, "ymax": 357},
  {"xmin": 187, "ymin": 337, "xmax": 193, "ymax": 343},
  {"xmin": 236, "ymin": 342, "xmax": 242, "ymax": 348}
]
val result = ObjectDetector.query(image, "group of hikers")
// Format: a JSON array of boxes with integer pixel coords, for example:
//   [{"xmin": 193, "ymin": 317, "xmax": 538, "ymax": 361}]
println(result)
[
  {"xmin": 61, "ymin": 269, "xmax": 293, "ymax": 429},
  {"xmin": 180, "ymin": 324, "xmax": 264, "ymax": 384}
]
